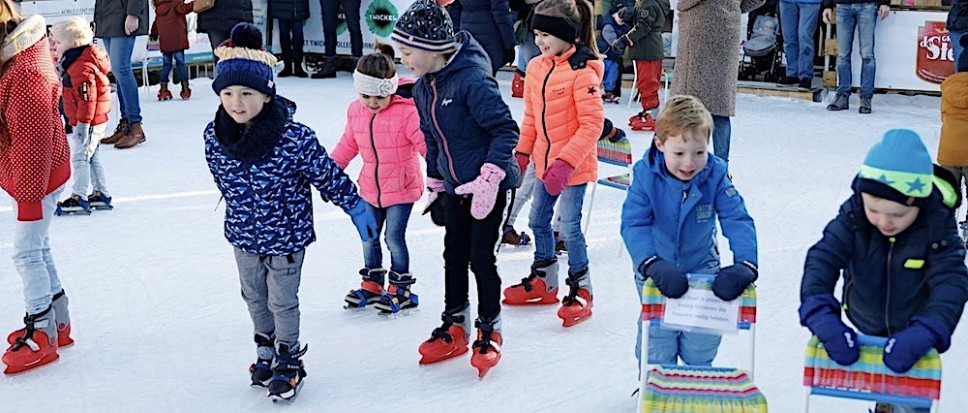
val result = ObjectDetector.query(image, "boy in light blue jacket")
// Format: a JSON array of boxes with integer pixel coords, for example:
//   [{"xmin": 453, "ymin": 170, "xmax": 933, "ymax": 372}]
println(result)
[{"xmin": 620, "ymin": 95, "xmax": 758, "ymax": 366}]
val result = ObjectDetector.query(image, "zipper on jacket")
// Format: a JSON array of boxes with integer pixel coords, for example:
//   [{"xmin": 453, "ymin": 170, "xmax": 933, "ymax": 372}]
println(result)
[
  {"xmin": 368, "ymin": 113, "xmax": 382, "ymax": 208},
  {"xmin": 885, "ymin": 237, "xmax": 895, "ymax": 336},
  {"xmin": 540, "ymin": 63, "xmax": 556, "ymax": 169},
  {"xmin": 430, "ymin": 77, "xmax": 462, "ymax": 184}
]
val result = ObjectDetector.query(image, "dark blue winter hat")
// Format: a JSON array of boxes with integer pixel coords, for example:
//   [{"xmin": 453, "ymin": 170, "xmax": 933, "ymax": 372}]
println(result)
[
  {"xmin": 391, "ymin": 0, "xmax": 456, "ymax": 53},
  {"xmin": 212, "ymin": 23, "xmax": 278, "ymax": 97},
  {"xmin": 855, "ymin": 129, "xmax": 934, "ymax": 205}
]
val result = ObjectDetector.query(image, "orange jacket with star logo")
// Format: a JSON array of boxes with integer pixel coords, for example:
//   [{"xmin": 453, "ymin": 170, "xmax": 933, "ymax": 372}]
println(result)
[{"xmin": 517, "ymin": 44, "xmax": 604, "ymax": 186}]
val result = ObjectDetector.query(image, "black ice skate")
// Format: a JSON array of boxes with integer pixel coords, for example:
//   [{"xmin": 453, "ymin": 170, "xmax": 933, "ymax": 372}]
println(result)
[{"xmin": 267, "ymin": 343, "xmax": 307, "ymax": 402}]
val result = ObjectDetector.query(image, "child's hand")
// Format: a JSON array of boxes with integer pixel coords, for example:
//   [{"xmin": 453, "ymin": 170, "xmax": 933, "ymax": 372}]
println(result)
[
  {"xmin": 542, "ymin": 159, "xmax": 575, "ymax": 196},
  {"xmin": 422, "ymin": 177, "xmax": 447, "ymax": 226},
  {"xmin": 454, "ymin": 163, "xmax": 506, "ymax": 220},
  {"xmin": 799, "ymin": 294, "xmax": 860, "ymax": 366},
  {"xmin": 883, "ymin": 317, "xmax": 949, "ymax": 373},
  {"xmin": 711, "ymin": 262, "xmax": 757, "ymax": 301},
  {"xmin": 346, "ymin": 201, "xmax": 377, "ymax": 243},
  {"xmin": 639, "ymin": 258, "xmax": 689, "ymax": 299}
]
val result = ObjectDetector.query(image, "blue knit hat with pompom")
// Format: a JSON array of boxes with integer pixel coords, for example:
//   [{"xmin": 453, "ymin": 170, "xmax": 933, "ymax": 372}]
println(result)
[{"xmin": 212, "ymin": 23, "xmax": 278, "ymax": 96}]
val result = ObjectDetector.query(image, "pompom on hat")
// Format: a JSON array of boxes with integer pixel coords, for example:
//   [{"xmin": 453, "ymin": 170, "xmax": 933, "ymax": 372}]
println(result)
[
  {"xmin": 212, "ymin": 23, "xmax": 278, "ymax": 97},
  {"xmin": 390, "ymin": 0, "xmax": 456, "ymax": 53},
  {"xmin": 854, "ymin": 129, "xmax": 934, "ymax": 206}
]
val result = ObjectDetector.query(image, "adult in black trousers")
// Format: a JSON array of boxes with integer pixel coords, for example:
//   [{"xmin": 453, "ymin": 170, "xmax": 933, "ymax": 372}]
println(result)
[
  {"xmin": 196, "ymin": 0, "xmax": 253, "ymax": 63},
  {"xmin": 312, "ymin": 0, "xmax": 363, "ymax": 78},
  {"xmin": 270, "ymin": 0, "xmax": 310, "ymax": 77}
]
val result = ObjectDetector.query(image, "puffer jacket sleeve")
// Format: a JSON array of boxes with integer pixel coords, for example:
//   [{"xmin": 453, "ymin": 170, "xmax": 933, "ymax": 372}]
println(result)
[
  {"xmin": 801, "ymin": 198, "xmax": 857, "ymax": 299},
  {"xmin": 556, "ymin": 68, "xmax": 603, "ymax": 169},
  {"xmin": 621, "ymin": 158, "xmax": 658, "ymax": 270},
  {"xmin": 330, "ymin": 105, "xmax": 360, "ymax": 169},
  {"xmin": 297, "ymin": 127, "xmax": 363, "ymax": 211},
  {"xmin": 517, "ymin": 63, "xmax": 538, "ymax": 156},
  {"xmin": 713, "ymin": 166, "xmax": 757, "ymax": 266},
  {"xmin": 405, "ymin": 109, "xmax": 427, "ymax": 157},
  {"xmin": 203, "ymin": 123, "xmax": 229, "ymax": 195},
  {"xmin": 70, "ymin": 62, "xmax": 101, "ymax": 125},
  {"xmin": 466, "ymin": 73, "xmax": 519, "ymax": 170},
  {"xmin": 917, "ymin": 215, "xmax": 968, "ymax": 335}
]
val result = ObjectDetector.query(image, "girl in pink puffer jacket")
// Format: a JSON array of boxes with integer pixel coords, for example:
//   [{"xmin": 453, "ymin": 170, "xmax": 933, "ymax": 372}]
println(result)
[{"xmin": 330, "ymin": 47, "xmax": 427, "ymax": 315}]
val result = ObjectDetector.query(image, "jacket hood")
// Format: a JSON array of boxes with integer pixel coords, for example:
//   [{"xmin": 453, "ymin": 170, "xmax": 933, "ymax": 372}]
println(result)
[
  {"xmin": 77, "ymin": 45, "xmax": 112, "ymax": 74},
  {"xmin": 430, "ymin": 31, "xmax": 492, "ymax": 81},
  {"xmin": 942, "ymin": 72, "xmax": 968, "ymax": 110}
]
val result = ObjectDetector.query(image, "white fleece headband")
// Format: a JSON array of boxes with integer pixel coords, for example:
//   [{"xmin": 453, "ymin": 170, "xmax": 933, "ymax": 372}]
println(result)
[{"xmin": 353, "ymin": 71, "xmax": 399, "ymax": 97}]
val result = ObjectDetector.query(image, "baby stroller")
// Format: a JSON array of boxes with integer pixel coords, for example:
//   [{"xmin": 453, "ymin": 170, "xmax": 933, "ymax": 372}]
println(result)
[{"xmin": 740, "ymin": 10, "xmax": 784, "ymax": 82}]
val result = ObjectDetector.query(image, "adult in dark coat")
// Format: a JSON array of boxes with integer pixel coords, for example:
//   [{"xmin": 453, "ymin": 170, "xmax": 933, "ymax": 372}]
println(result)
[
  {"xmin": 196, "ymin": 0, "xmax": 254, "ymax": 60},
  {"xmin": 270, "ymin": 0, "xmax": 310, "ymax": 77},
  {"xmin": 94, "ymin": 0, "xmax": 149, "ymax": 148},
  {"xmin": 459, "ymin": 0, "xmax": 516, "ymax": 75},
  {"xmin": 311, "ymin": 0, "xmax": 363, "ymax": 78},
  {"xmin": 948, "ymin": 0, "xmax": 968, "ymax": 70}
]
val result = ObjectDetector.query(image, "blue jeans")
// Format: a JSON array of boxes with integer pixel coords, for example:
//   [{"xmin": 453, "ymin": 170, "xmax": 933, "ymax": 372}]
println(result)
[
  {"xmin": 835, "ymin": 3, "xmax": 877, "ymax": 97},
  {"xmin": 13, "ymin": 186, "xmax": 64, "ymax": 315},
  {"xmin": 712, "ymin": 115, "xmax": 731, "ymax": 163},
  {"xmin": 363, "ymin": 202, "xmax": 413, "ymax": 274},
  {"xmin": 952, "ymin": 31, "xmax": 965, "ymax": 72},
  {"xmin": 779, "ymin": 1, "xmax": 820, "ymax": 80},
  {"xmin": 633, "ymin": 273, "xmax": 722, "ymax": 367},
  {"xmin": 160, "ymin": 50, "xmax": 188, "ymax": 83},
  {"xmin": 70, "ymin": 123, "xmax": 109, "ymax": 197},
  {"xmin": 603, "ymin": 58, "xmax": 620, "ymax": 91},
  {"xmin": 100, "ymin": 36, "xmax": 142, "ymax": 123},
  {"xmin": 529, "ymin": 182, "xmax": 588, "ymax": 272}
]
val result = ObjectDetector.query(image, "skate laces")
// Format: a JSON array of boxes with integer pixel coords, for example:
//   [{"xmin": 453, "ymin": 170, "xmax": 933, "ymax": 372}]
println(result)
[
  {"xmin": 472, "ymin": 321, "xmax": 499, "ymax": 354},
  {"xmin": 428, "ymin": 313, "xmax": 465, "ymax": 343},
  {"xmin": 561, "ymin": 277, "xmax": 588, "ymax": 307},
  {"xmin": 517, "ymin": 273, "xmax": 538, "ymax": 292}
]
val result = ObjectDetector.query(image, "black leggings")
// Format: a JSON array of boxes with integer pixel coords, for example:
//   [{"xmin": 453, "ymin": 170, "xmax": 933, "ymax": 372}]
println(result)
[{"xmin": 442, "ymin": 191, "xmax": 507, "ymax": 320}]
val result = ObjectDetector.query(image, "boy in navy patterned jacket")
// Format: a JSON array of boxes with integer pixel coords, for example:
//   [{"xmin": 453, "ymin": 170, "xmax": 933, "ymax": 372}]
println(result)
[
  {"xmin": 799, "ymin": 129, "xmax": 968, "ymax": 413},
  {"xmin": 203, "ymin": 23, "xmax": 376, "ymax": 402}
]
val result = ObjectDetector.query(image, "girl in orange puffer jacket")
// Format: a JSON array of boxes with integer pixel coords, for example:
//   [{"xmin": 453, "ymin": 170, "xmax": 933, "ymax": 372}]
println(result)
[{"xmin": 503, "ymin": 0, "xmax": 604, "ymax": 328}]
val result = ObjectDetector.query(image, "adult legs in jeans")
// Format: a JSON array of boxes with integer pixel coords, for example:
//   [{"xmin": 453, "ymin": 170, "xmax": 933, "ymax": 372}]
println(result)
[
  {"xmin": 835, "ymin": 4, "xmax": 858, "ymax": 96},
  {"xmin": 207, "ymin": 30, "xmax": 231, "ymax": 63},
  {"xmin": 442, "ymin": 192, "xmax": 506, "ymax": 320},
  {"xmin": 712, "ymin": 115, "xmax": 731, "ymax": 162},
  {"xmin": 101, "ymin": 36, "xmax": 141, "ymax": 123},
  {"xmin": 362, "ymin": 203, "xmax": 414, "ymax": 274},
  {"xmin": 234, "ymin": 249, "xmax": 306, "ymax": 346},
  {"xmin": 779, "ymin": 1, "xmax": 819, "ymax": 80},
  {"xmin": 952, "ymin": 31, "xmax": 965, "ymax": 71},
  {"xmin": 855, "ymin": 3, "xmax": 878, "ymax": 99},
  {"xmin": 14, "ymin": 187, "xmax": 64, "ymax": 315}
]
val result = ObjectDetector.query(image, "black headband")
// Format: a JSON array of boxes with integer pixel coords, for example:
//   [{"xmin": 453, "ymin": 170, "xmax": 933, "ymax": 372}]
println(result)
[{"xmin": 531, "ymin": 14, "xmax": 580, "ymax": 44}]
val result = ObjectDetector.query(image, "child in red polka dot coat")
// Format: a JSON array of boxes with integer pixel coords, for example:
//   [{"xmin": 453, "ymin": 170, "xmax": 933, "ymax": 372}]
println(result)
[{"xmin": 0, "ymin": 3, "xmax": 75, "ymax": 375}]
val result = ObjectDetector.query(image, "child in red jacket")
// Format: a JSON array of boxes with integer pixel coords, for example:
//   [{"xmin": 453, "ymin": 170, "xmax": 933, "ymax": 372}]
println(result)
[
  {"xmin": 50, "ymin": 17, "xmax": 115, "ymax": 215},
  {"xmin": 151, "ymin": 0, "xmax": 195, "ymax": 100}
]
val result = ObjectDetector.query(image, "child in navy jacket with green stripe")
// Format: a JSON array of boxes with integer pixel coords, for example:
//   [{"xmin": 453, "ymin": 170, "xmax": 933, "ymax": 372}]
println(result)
[
  {"xmin": 620, "ymin": 96, "xmax": 757, "ymax": 367},
  {"xmin": 799, "ymin": 129, "xmax": 968, "ymax": 379}
]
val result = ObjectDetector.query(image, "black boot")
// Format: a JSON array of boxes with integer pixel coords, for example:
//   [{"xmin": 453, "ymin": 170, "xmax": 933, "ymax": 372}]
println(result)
[
  {"xmin": 278, "ymin": 61, "xmax": 294, "ymax": 78},
  {"xmin": 266, "ymin": 342, "xmax": 307, "ymax": 401},
  {"xmin": 859, "ymin": 96, "xmax": 872, "ymax": 114},
  {"xmin": 249, "ymin": 332, "xmax": 274, "ymax": 387},
  {"xmin": 827, "ymin": 93, "xmax": 849, "ymax": 111},
  {"xmin": 311, "ymin": 56, "xmax": 336, "ymax": 79}
]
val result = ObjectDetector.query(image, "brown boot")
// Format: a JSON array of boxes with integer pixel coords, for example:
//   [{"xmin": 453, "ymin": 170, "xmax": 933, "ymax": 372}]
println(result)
[
  {"xmin": 101, "ymin": 119, "xmax": 128, "ymax": 145},
  {"xmin": 114, "ymin": 121, "xmax": 145, "ymax": 149}
]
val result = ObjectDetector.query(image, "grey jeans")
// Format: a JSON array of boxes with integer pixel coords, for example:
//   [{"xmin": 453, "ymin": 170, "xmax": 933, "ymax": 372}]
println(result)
[{"xmin": 233, "ymin": 248, "xmax": 305, "ymax": 346}]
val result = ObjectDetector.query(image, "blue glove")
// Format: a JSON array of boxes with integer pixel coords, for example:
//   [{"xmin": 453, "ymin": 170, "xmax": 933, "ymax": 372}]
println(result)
[
  {"xmin": 799, "ymin": 294, "xmax": 860, "ymax": 366},
  {"xmin": 346, "ymin": 201, "xmax": 377, "ymax": 243},
  {"xmin": 712, "ymin": 262, "xmax": 757, "ymax": 301},
  {"xmin": 883, "ymin": 317, "xmax": 950, "ymax": 373},
  {"xmin": 639, "ymin": 258, "xmax": 689, "ymax": 299}
]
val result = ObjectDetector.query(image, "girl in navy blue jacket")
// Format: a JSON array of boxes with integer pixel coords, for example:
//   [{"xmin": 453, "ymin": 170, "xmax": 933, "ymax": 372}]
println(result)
[
  {"xmin": 392, "ymin": 0, "xmax": 520, "ymax": 378},
  {"xmin": 799, "ymin": 129, "xmax": 968, "ymax": 413}
]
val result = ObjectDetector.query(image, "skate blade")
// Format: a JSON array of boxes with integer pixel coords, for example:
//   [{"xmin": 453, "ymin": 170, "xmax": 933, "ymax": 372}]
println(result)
[
  {"xmin": 502, "ymin": 297, "xmax": 559, "ymax": 306},
  {"xmin": 418, "ymin": 347, "xmax": 469, "ymax": 365},
  {"xmin": 376, "ymin": 306, "xmax": 419, "ymax": 319},
  {"xmin": 55, "ymin": 209, "xmax": 91, "ymax": 216},
  {"xmin": 90, "ymin": 204, "xmax": 114, "ymax": 211},
  {"xmin": 560, "ymin": 313, "xmax": 592, "ymax": 328},
  {"xmin": 472, "ymin": 353, "xmax": 501, "ymax": 379},
  {"xmin": 3, "ymin": 352, "xmax": 59, "ymax": 375}
]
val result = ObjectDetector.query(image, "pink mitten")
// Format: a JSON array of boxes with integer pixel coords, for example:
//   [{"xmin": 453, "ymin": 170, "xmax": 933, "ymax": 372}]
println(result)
[
  {"xmin": 454, "ymin": 163, "xmax": 506, "ymax": 219},
  {"xmin": 515, "ymin": 152, "xmax": 530, "ymax": 174},
  {"xmin": 542, "ymin": 159, "xmax": 575, "ymax": 196},
  {"xmin": 426, "ymin": 177, "xmax": 445, "ymax": 205}
]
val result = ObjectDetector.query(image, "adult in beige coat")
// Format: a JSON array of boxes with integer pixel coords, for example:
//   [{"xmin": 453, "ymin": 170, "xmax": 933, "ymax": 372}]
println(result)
[{"xmin": 671, "ymin": 0, "xmax": 764, "ymax": 163}]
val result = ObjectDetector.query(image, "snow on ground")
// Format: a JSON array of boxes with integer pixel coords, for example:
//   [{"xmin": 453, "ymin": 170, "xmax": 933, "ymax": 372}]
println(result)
[{"xmin": 0, "ymin": 70, "xmax": 965, "ymax": 412}]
